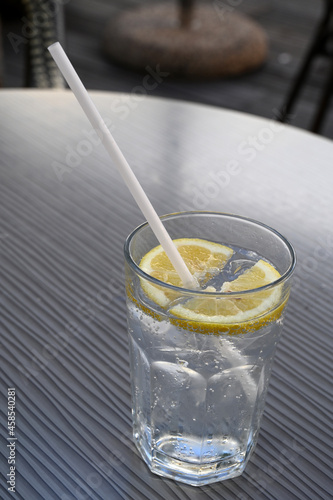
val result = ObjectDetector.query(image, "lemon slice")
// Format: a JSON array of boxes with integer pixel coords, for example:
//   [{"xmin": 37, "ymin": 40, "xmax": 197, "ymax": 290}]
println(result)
[
  {"xmin": 170, "ymin": 259, "xmax": 283, "ymax": 333},
  {"xmin": 139, "ymin": 238, "xmax": 234, "ymax": 307},
  {"xmin": 139, "ymin": 239, "xmax": 284, "ymax": 334},
  {"xmin": 221, "ymin": 259, "xmax": 281, "ymax": 293}
]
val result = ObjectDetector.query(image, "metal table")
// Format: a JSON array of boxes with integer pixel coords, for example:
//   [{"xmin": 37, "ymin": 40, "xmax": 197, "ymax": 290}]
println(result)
[{"xmin": 0, "ymin": 89, "xmax": 332, "ymax": 499}]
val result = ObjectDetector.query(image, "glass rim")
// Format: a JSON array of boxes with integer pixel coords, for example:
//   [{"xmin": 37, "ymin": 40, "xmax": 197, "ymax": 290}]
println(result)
[{"xmin": 124, "ymin": 211, "xmax": 296, "ymax": 297}]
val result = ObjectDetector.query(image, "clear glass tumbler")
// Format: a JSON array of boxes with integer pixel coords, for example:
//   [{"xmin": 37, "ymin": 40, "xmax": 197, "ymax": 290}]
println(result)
[{"xmin": 124, "ymin": 212, "xmax": 295, "ymax": 486}]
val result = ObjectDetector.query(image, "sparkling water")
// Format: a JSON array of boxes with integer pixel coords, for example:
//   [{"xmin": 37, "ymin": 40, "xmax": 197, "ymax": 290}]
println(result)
[{"xmin": 126, "ymin": 247, "xmax": 285, "ymax": 485}]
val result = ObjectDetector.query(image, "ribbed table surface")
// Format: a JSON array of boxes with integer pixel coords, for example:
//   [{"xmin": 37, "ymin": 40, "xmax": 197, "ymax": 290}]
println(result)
[{"xmin": 0, "ymin": 90, "xmax": 332, "ymax": 500}]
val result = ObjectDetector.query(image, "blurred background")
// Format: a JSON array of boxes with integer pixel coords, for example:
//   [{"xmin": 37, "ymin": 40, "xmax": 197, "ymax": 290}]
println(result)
[{"xmin": 1, "ymin": 0, "xmax": 333, "ymax": 138}]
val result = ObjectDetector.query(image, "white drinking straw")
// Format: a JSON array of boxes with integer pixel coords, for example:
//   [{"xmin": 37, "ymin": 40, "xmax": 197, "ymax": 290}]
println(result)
[{"xmin": 48, "ymin": 42, "xmax": 197, "ymax": 289}]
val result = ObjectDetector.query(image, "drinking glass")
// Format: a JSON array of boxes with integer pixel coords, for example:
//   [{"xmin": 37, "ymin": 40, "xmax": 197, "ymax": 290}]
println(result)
[{"xmin": 124, "ymin": 212, "xmax": 295, "ymax": 486}]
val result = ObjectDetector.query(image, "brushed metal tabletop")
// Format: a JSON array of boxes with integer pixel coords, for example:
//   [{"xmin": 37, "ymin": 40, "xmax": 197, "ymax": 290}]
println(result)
[{"xmin": 0, "ymin": 89, "xmax": 332, "ymax": 500}]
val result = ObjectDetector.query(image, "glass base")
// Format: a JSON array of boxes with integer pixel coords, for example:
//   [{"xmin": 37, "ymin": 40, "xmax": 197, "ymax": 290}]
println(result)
[{"xmin": 134, "ymin": 431, "xmax": 254, "ymax": 486}]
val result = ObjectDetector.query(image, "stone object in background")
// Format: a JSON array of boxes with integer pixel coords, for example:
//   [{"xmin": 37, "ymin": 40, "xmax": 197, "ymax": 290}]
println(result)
[{"xmin": 103, "ymin": 2, "xmax": 268, "ymax": 79}]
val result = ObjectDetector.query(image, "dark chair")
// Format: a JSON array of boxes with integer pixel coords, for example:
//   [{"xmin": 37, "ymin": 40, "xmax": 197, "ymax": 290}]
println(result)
[
  {"xmin": 22, "ymin": 0, "xmax": 66, "ymax": 87},
  {"xmin": 279, "ymin": 0, "xmax": 333, "ymax": 133},
  {"xmin": 0, "ymin": 0, "xmax": 65, "ymax": 87}
]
